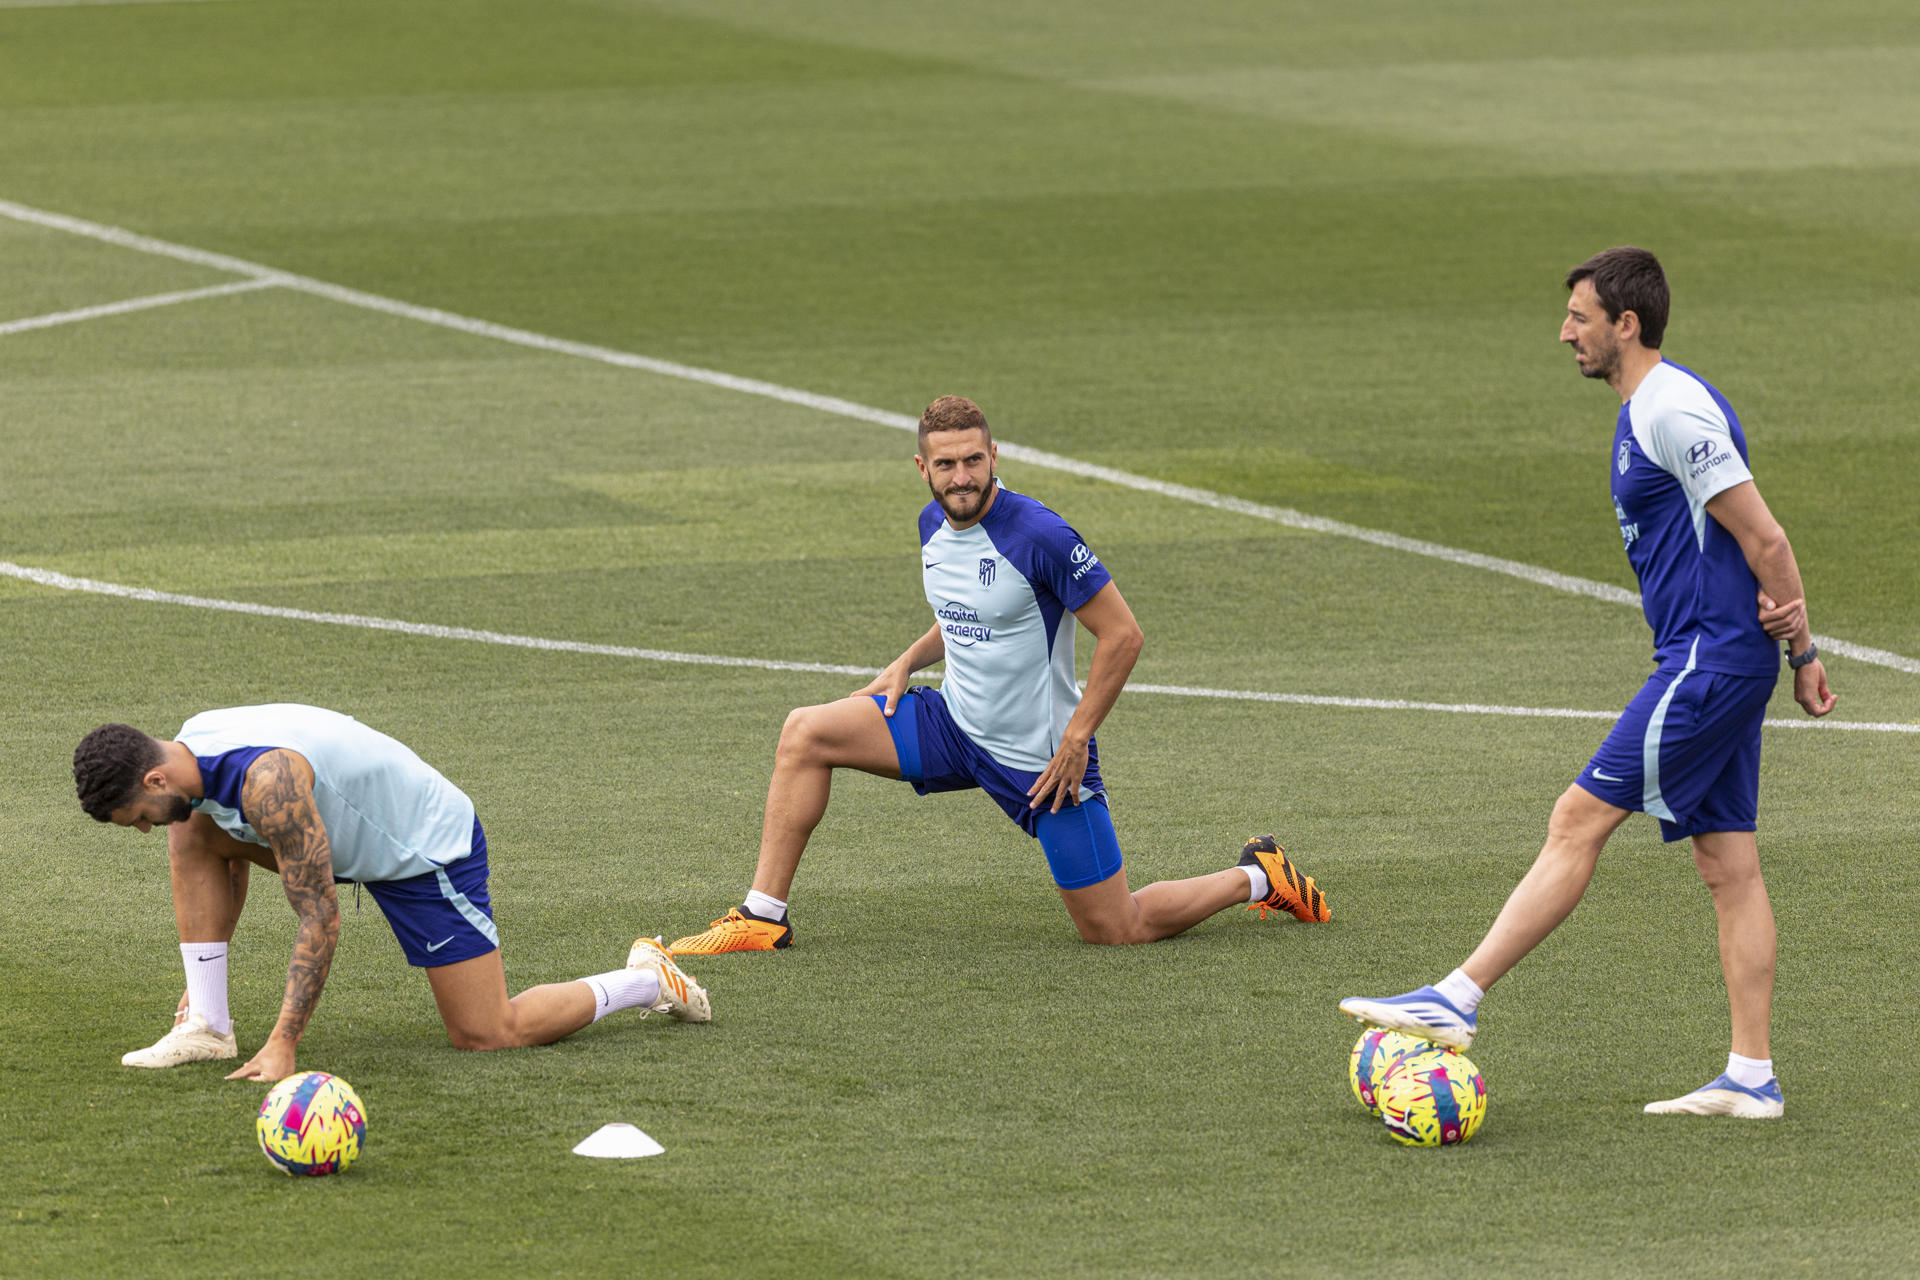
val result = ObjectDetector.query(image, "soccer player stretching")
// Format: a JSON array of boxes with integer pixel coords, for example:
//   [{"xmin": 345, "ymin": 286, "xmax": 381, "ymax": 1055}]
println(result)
[
  {"xmin": 670, "ymin": 395, "xmax": 1330, "ymax": 954},
  {"xmin": 77, "ymin": 705, "xmax": 711, "ymax": 1080},
  {"xmin": 1342, "ymin": 248, "xmax": 1835, "ymax": 1117}
]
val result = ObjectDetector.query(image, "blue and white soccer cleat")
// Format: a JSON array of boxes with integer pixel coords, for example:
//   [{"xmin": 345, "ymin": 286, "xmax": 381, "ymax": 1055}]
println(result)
[
  {"xmin": 1338, "ymin": 985, "xmax": 1477, "ymax": 1050},
  {"xmin": 1643, "ymin": 1073, "xmax": 1783, "ymax": 1118}
]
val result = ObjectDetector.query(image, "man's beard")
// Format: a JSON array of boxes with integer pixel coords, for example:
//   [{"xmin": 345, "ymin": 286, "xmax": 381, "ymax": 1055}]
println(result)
[
  {"xmin": 161, "ymin": 793, "xmax": 193, "ymax": 824},
  {"xmin": 1576, "ymin": 336, "xmax": 1619, "ymax": 381},
  {"xmin": 934, "ymin": 475, "xmax": 994, "ymax": 522}
]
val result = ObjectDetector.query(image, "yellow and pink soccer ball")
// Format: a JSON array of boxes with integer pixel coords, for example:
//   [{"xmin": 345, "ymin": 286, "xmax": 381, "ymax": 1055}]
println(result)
[
  {"xmin": 1347, "ymin": 1027, "xmax": 1433, "ymax": 1116},
  {"xmin": 1376, "ymin": 1047, "xmax": 1487, "ymax": 1147},
  {"xmin": 256, "ymin": 1071, "xmax": 367, "ymax": 1176}
]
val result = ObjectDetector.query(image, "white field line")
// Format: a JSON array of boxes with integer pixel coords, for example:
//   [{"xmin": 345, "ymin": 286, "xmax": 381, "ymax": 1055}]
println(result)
[
  {"xmin": 5, "ymin": 561, "xmax": 1914, "ymax": 734},
  {"xmin": 0, "ymin": 278, "xmax": 278, "ymax": 337},
  {"xmin": 0, "ymin": 195, "xmax": 1912, "ymax": 676}
]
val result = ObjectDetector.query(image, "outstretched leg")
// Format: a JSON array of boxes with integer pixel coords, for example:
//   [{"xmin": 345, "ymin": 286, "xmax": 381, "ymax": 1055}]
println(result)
[
  {"xmin": 1340, "ymin": 784, "xmax": 1628, "ymax": 1048},
  {"xmin": 1460, "ymin": 784, "xmax": 1629, "ymax": 989}
]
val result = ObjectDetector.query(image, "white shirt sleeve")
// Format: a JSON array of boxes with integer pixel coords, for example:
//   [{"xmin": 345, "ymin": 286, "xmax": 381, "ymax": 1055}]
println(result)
[{"xmin": 1637, "ymin": 386, "xmax": 1753, "ymax": 508}]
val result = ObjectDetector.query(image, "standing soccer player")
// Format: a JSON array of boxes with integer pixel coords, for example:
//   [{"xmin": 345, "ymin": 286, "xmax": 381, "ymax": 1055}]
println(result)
[
  {"xmin": 669, "ymin": 395, "xmax": 1331, "ymax": 954},
  {"xmin": 1341, "ymin": 247, "xmax": 1835, "ymax": 1117},
  {"xmin": 77, "ymin": 705, "xmax": 711, "ymax": 1081}
]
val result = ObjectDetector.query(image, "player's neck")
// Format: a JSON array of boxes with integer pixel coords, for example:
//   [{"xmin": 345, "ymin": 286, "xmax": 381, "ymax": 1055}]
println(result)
[
  {"xmin": 163, "ymin": 740, "xmax": 206, "ymax": 800},
  {"xmin": 1611, "ymin": 346, "xmax": 1664, "ymax": 401}
]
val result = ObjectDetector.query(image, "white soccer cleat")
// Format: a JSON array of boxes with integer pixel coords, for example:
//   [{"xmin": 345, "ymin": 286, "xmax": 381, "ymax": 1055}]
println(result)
[
  {"xmin": 120, "ymin": 1012, "xmax": 238, "ymax": 1068},
  {"xmin": 626, "ymin": 936, "xmax": 712, "ymax": 1023},
  {"xmin": 1643, "ymin": 1072, "xmax": 1783, "ymax": 1118},
  {"xmin": 1339, "ymin": 985, "xmax": 1477, "ymax": 1050}
]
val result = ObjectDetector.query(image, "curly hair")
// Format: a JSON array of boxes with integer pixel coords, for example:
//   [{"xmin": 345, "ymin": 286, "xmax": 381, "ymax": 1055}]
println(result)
[
  {"xmin": 74, "ymin": 723, "xmax": 164, "ymax": 822},
  {"xmin": 917, "ymin": 395, "xmax": 991, "ymax": 452}
]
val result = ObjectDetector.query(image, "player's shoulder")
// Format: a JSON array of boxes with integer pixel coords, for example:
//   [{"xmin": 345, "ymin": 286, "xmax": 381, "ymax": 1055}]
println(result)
[
  {"xmin": 982, "ymin": 485, "xmax": 1075, "ymax": 541},
  {"xmin": 918, "ymin": 500, "xmax": 944, "ymax": 545},
  {"xmin": 1631, "ymin": 360, "xmax": 1731, "ymax": 428}
]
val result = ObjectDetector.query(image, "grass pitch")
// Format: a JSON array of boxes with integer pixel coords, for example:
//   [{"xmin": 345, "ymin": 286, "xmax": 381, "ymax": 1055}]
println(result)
[{"xmin": 3, "ymin": 3, "xmax": 1918, "ymax": 1277}]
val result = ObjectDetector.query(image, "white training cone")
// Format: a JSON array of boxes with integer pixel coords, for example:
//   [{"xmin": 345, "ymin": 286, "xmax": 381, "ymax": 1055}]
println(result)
[{"xmin": 572, "ymin": 1123, "xmax": 666, "ymax": 1159}]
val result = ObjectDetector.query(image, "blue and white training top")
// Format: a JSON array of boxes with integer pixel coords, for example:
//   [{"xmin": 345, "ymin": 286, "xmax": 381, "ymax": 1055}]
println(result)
[
  {"xmin": 919, "ymin": 484, "xmax": 1114, "ymax": 773},
  {"xmin": 175, "ymin": 704, "xmax": 478, "ymax": 884},
  {"xmin": 1611, "ymin": 360, "xmax": 1779, "ymax": 678}
]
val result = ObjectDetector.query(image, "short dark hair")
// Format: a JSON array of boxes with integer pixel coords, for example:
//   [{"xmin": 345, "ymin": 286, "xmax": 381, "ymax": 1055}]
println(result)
[
  {"xmin": 74, "ymin": 723, "xmax": 164, "ymax": 822},
  {"xmin": 918, "ymin": 395, "xmax": 991, "ymax": 453},
  {"xmin": 1566, "ymin": 246, "xmax": 1668, "ymax": 349}
]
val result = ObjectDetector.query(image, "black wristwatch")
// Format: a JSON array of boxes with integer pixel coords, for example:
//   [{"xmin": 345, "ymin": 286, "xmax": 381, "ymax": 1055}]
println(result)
[{"xmin": 1787, "ymin": 642, "xmax": 1819, "ymax": 670}]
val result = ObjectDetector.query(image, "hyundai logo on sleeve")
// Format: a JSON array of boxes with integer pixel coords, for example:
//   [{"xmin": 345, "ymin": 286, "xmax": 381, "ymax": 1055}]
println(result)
[{"xmin": 1685, "ymin": 440, "xmax": 1715, "ymax": 465}]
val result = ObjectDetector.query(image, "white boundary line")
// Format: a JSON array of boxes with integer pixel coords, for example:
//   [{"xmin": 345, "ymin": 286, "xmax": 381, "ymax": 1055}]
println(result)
[
  {"xmin": 5, "ymin": 561, "xmax": 1913, "ymax": 733},
  {"xmin": 0, "ymin": 278, "xmax": 277, "ymax": 337},
  {"xmin": 0, "ymin": 195, "xmax": 1913, "ymax": 676}
]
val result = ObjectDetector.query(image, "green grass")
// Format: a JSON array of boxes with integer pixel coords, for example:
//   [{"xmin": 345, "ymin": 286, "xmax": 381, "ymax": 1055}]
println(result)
[{"xmin": 3, "ymin": 2, "xmax": 1918, "ymax": 1276}]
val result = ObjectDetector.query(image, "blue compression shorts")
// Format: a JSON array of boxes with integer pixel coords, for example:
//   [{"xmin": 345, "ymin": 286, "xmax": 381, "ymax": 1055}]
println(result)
[
  {"xmin": 1575, "ymin": 664, "xmax": 1776, "ymax": 841},
  {"xmin": 358, "ymin": 818, "xmax": 501, "ymax": 966},
  {"xmin": 874, "ymin": 686, "xmax": 1123, "ymax": 890}
]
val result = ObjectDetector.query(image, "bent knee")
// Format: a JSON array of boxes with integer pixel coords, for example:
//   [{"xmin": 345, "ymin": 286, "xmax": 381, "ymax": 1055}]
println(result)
[
  {"xmin": 1073, "ymin": 920, "xmax": 1154, "ymax": 946},
  {"xmin": 776, "ymin": 706, "xmax": 832, "ymax": 763},
  {"xmin": 446, "ymin": 1026, "xmax": 517, "ymax": 1052}
]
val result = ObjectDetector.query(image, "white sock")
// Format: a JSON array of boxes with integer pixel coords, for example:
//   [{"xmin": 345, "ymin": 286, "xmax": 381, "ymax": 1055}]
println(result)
[
  {"xmin": 1434, "ymin": 968, "xmax": 1484, "ymax": 1015},
  {"xmin": 1726, "ymin": 1051, "xmax": 1774, "ymax": 1088},
  {"xmin": 180, "ymin": 942, "xmax": 232, "ymax": 1034},
  {"xmin": 1239, "ymin": 865, "xmax": 1269, "ymax": 903},
  {"xmin": 579, "ymin": 969, "xmax": 661, "ymax": 1023},
  {"xmin": 744, "ymin": 889, "xmax": 787, "ymax": 922}
]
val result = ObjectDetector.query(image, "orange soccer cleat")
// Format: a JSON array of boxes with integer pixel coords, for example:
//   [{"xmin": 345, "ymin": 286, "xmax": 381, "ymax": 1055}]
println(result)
[
  {"xmin": 668, "ymin": 907, "xmax": 794, "ymax": 955},
  {"xmin": 1238, "ymin": 835, "xmax": 1331, "ymax": 923}
]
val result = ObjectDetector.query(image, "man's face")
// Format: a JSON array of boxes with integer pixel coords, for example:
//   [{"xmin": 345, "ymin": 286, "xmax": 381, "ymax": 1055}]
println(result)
[
  {"xmin": 1561, "ymin": 278, "xmax": 1627, "ymax": 382},
  {"xmin": 916, "ymin": 428, "xmax": 997, "ymax": 525},
  {"xmin": 108, "ymin": 783, "xmax": 193, "ymax": 834}
]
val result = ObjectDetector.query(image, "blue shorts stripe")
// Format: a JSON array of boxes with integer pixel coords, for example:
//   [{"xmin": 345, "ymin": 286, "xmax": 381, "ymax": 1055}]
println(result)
[
  {"xmin": 361, "ymin": 818, "xmax": 499, "ymax": 966},
  {"xmin": 1641, "ymin": 637, "xmax": 1700, "ymax": 821},
  {"xmin": 435, "ymin": 867, "xmax": 501, "ymax": 948}
]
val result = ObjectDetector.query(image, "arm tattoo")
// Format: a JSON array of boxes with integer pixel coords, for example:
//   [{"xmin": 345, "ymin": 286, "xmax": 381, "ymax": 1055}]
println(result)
[{"xmin": 242, "ymin": 750, "xmax": 341, "ymax": 1049}]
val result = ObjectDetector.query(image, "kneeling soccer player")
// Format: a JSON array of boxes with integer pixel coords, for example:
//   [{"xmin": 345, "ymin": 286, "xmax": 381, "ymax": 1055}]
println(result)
[
  {"xmin": 75, "ymin": 704, "xmax": 710, "ymax": 1081},
  {"xmin": 669, "ymin": 395, "xmax": 1331, "ymax": 956}
]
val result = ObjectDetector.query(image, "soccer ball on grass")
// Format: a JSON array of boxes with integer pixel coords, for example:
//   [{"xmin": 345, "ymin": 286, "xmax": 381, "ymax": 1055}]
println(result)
[
  {"xmin": 1376, "ymin": 1047, "xmax": 1486, "ymax": 1146},
  {"xmin": 256, "ymin": 1071, "xmax": 367, "ymax": 1176}
]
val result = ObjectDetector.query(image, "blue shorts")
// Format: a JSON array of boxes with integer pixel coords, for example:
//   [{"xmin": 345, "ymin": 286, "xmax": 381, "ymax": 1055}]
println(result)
[
  {"xmin": 1575, "ymin": 665, "xmax": 1775, "ymax": 841},
  {"xmin": 876, "ymin": 687, "xmax": 1123, "ymax": 891},
  {"xmin": 360, "ymin": 818, "xmax": 502, "ymax": 967}
]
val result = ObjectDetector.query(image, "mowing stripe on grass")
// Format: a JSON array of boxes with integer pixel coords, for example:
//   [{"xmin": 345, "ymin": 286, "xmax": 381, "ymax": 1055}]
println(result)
[
  {"xmin": 0, "ymin": 195, "xmax": 1912, "ymax": 676},
  {"xmin": 5, "ymin": 560, "xmax": 1913, "ymax": 734},
  {"xmin": 0, "ymin": 0, "xmax": 236, "ymax": 9},
  {"xmin": 0, "ymin": 278, "xmax": 278, "ymax": 337}
]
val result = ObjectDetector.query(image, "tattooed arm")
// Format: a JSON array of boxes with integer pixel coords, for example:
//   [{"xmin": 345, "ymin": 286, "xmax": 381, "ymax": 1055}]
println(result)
[{"xmin": 225, "ymin": 749, "xmax": 340, "ymax": 1082}]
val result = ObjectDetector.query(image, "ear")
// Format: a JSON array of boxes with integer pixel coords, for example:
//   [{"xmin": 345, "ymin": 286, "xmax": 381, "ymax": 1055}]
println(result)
[
  {"xmin": 1617, "ymin": 308, "xmax": 1642, "ymax": 344},
  {"xmin": 142, "ymin": 765, "xmax": 169, "ymax": 794},
  {"xmin": 914, "ymin": 453, "xmax": 930, "ymax": 481}
]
